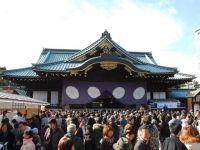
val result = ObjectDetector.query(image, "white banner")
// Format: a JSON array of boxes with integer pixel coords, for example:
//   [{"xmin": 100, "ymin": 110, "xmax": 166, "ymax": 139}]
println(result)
[{"xmin": 157, "ymin": 102, "xmax": 178, "ymax": 108}]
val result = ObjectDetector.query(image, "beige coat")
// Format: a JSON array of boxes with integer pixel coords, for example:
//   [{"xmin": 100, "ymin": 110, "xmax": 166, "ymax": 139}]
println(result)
[
  {"xmin": 20, "ymin": 141, "xmax": 35, "ymax": 150},
  {"xmin": 185, "ymin": 143, "xmax": 200, "ymax": 150}
]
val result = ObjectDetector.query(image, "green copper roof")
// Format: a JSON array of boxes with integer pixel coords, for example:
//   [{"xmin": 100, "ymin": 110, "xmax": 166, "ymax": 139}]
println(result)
[
  {"xmin": 135, "ymin": 64, "xmax": 177, "ymax": 74},
  {"xmin": 33, "ymin": 60, "xmax": 176, "ymax": 74},
  {"xmin": 66, "ymin": 36, "xmax": 107, "ymax": 61},
  {"xmin": 2, "ymin": 30, "xmax": 194, "ymax": 80},
  {"xmin": 130, "ymin": 52, "xmax": 157, "ymax": 64},
  {"xmin": 34, "ymin": 62, "xmax": 81, "ymax": 71},
  {"xmin": 66, "ymin": 31, "xmax": 143, "ymax": 64},
  {"xmin": 2, "ymin": 67, "xmax": 38, "ymax": 78},
  {"xmin": 37, "ymin": 48, "xmax": 80, "ymax": 64}
]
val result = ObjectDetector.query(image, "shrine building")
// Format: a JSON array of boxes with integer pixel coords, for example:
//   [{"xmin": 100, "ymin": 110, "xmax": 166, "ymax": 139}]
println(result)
[{"xmin": 1, "ymin": 31, "xmax": 195, "ymax": 109}]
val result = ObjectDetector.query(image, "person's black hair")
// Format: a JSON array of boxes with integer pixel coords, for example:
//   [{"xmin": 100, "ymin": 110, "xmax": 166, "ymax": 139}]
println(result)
[
  {"xmin": 187, "ymin": 118, "xmax": 194, "ymax": 125},
  {"xmin": 11, "ymin": 119, "xmax": 17, "ymax": 124},
  {"xmin": 17, "ymin": 112, "xmax": 22, "ymax": 116},
  {"xmin": 48, "ymin": 118, "xmax": 57, "ymax": 125},
  {"xmin": 172, "ymin": 113, "xmax": 177, "ymax": 119},
  {"xmin": 19, "ymin": 121, "xmax": 27, "ymax": 126},
  {"xmin": 1, "ymin": 118, "xmax": 9, "ymax": 124},
  {"xmin": 85, "ymin": 125, "xmax": 93, "ymax": 136},
  {"xmin": 142, "ymin": 114, "xmax": 151, "ymax": 125},
  {"xmin": 169, "ymin": 123, "xmax": 182, "ymax": 136},
  {"xmin": 71, "ymin": 117, "xmax": 79, "ymax": 129},
  {"xmin": 24, "ymin": 130, "xmax": 33, "ymax": 138},
  {"xmin": 14, "ymin": 123, "xmax": 19, "ymax": 129}
]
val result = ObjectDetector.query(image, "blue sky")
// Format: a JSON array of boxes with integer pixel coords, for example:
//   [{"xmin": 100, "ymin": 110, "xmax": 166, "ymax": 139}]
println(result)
[
  {"xmin": 89, "ymin": 0, "xmax": 200, "ymax": 54},
  {"xmin": 0, "ymin": 0, "xmax": 199, "ymax": 80}
]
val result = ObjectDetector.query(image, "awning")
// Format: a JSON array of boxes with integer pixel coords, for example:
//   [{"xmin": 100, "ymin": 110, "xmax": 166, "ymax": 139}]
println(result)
[{"xmin": 0, "ymin": 92, "xmax": 49, "ymax": 109}]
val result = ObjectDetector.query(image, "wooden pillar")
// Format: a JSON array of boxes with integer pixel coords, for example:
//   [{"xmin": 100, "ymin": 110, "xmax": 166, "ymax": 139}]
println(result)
[
  {"xmin": 187, "ymin": 98, "xmax": 193, "ymax": 111},
  {"xmin": 47, "ymin": 90, "xmax": 51, "ymax": 104},
  {"xmin": 58, "ymin": 90, "xmax": 62, "ymax": 108}
]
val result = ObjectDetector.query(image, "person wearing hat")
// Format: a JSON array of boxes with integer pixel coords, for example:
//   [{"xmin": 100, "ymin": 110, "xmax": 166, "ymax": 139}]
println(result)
[
  {"xmin": 44, "ymin": 118, "xmax": 64, "ymax": 150},
  {"xmin": 32, "ymin": 128, "xmax": 41, "ymax": 150},
  {"xmin": 20, "ymin": 130, "xmax": 35, "ymax": 150}
]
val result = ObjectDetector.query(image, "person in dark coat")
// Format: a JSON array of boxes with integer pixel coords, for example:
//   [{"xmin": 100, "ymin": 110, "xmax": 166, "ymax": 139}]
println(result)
[
  {"xmin": 76, "ymin": 118, "xmax": 86, "ymax": 140},
  {"xmin": 59, "ymin": 123, "xmax": 84, "ymax": 150},
  {"xmin": 100, "ymin": 125, "xmax": 115, "ymax": 150},
  {"xmin": 141, "ymin": 114, "xmax": 159, "ymax": 150},
  {"xmin": 162, "ymin": 123, "xmax": 187, "ymax": 150},
  {"xmin": 84, "ymin": 126, "xmax": 95, "ymax": 150},
  {"xmin": 158, "ymin": 114, "xmax": 170, "ymax": 143},
  {"xmin": 0, "ymin": 123, "xmax": 15, "ymax": 150},
  {"xmin": 87, "ymin": 114, "xmax": 96, "ymax": 127},
  {"xmin": 134, "ymin": 126, "xmax": 151, "ymax": 150},
  {"xmin": 93, "ymin": 117, "xmax": 103, "ymax": 150},
  {"xmin": 44, "ymin": 118, "xmax": 64, "ymax": 150},
  {"xmin": 109, "ymin": 116, "xmax": 119, "ymax": 143}
]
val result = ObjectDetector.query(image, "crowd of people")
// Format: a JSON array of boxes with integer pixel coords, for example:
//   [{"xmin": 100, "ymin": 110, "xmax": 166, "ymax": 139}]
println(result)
[{"xmin": 1, "ymin": 107, "xmax": 200, "ymax": 150}]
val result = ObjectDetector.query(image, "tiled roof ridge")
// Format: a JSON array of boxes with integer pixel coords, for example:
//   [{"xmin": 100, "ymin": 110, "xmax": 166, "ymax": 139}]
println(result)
[
  {"xmin": 136, "ymin": 63, "xmax": 178, "ymax": 71},
  {"xmin": 33, "ymin": 61, "xmax": 65, "ymax": 67},
  {"xmin": 43, "ymin": 48, "xmax": 80, "ymax": 52},
  {"xmin": 66, "ymin": 36, "xmax": 106, "ymax": 61},
  {"xmin": 2, "ymin": 66, "xmax": 33, "ymax": 73},
  {"xmin": 129, "ymin": 51, "xmax": 152, "ymax": 54}
]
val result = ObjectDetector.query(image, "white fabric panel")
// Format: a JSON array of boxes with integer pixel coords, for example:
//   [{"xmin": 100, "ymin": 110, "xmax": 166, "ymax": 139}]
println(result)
[
  {"xmin": 33, "ymin": 91, "xmax": 40, "ymax": 100},
  {"xmin": 147, "ymin": 92, "xmax": 151, "ymax": 100},
  {"xmin": 33, "ymin": 91, "xmax": 47, "ymax": 102},
  {"xmin": 0, "ymin": 102, "xmax": 12, "ymax": 109},
  {"xmin": 51, "ymin": 91, "xmax": 58, "ymax": 105},
  {"xmin": 159, "ymin": 92, "xmax": 166, "ymax": 99},
  {"xmin": 40, "ymin": 91, "xmax": 47, "ymax": 102},
  {"xmin": 153, "ymin": 92, "xmax": 160, "ymax": 99}
]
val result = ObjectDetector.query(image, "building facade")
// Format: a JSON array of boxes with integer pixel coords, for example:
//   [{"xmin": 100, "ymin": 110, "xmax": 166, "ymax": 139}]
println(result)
[{"xmin": 2, "ymin": 31, "xmax": 195, "ymax": 109}]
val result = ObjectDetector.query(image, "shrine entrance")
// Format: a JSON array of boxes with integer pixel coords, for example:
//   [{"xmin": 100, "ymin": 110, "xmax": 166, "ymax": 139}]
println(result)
[{"xmin": 86, "ymin": 91, "xmax": 120, "ymax": 108}]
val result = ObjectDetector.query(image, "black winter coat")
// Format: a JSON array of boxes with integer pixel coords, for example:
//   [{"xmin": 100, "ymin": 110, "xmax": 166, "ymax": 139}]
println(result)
[
  {"xmin": 0, "ymin": 131, "xmax": 15, "ymax": 150},
  {"xmin": 162, "ymin": 136, "xmax": 188, "ymax": 150},
  {"xmin": 100, "ymin": 137, "xmax": 114, "ymax": 150},
  {"xmin": 134, "ymin": 139, "xmax": 150, "ymax": 150}
]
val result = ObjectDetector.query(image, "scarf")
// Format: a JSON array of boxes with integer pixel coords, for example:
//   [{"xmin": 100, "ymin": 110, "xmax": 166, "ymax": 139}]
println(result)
[{"xmin": 23, "ymin": 138, "xmax": 33, "ymax": 145}]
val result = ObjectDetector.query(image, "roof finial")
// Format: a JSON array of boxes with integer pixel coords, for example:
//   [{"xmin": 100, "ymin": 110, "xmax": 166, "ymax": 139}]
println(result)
[{"xmin": 101, "ymin": 29, "xmax": 111, "ymax": 39}]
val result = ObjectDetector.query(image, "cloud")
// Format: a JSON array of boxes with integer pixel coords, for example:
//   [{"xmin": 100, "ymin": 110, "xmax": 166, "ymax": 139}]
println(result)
[
  {"xmin": 0, "ymin": 0, "xmax": 198, "ymax": 80},
  {"xmin": 153, "ymin": 50, "xmax": 199, "ymax": 78},
  {"xmin": 168, "ymin": 7, "xmax": 177, "ymax": 15}
]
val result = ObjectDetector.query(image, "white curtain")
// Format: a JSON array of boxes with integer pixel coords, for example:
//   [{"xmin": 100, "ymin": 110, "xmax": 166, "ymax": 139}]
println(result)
[
  {"xmin": 33, "ymin": 91, "xmax": 47, "ymax": 102},
  {"xmin": 51, "ymin": 91, "xmax": 58, "ymax": 105}
]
